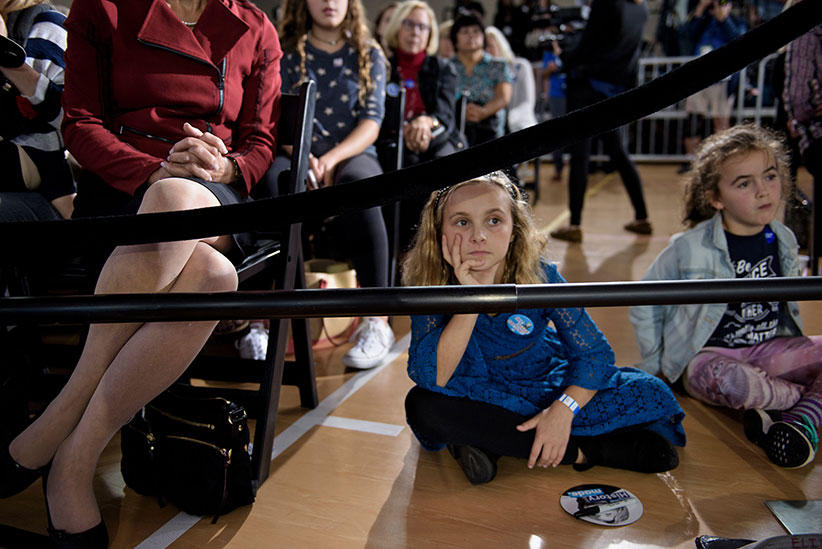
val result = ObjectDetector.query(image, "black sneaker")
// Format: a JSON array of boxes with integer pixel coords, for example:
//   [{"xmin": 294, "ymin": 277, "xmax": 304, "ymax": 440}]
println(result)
[
  {"xmin": 743, "ymin": 408, "xmax": 781, "ymax": 448},
  {"xmin": 579, "ymin": 430, "xmax": 679, "ymax": 473},
  {"xmin": 764, "ymin": 415, "xmax": 818, "ymax": 468},
  {"xmin": 447, "ymin": 444, "xmax": 497, "ymax": 485}
]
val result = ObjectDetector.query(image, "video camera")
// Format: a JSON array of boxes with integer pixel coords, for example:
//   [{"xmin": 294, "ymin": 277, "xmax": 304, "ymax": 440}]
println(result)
[{"xmin": 534, "ymin": 5, "xmax": 587, "ymax": 51}]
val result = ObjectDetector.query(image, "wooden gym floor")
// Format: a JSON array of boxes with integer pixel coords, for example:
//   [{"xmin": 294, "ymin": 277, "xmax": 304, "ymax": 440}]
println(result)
[{"xmin": 1, "ymin": 163, "xmax": 819, "ymax": 548}]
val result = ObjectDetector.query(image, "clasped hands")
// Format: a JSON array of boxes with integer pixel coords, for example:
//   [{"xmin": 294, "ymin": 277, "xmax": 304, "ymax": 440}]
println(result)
[
  {"xmin": 464, "ymin": 102, "xmax": 489, "ymax": 124},
  {"xmin": 157, "ymin": 122, "xmax": 234, "ymax": 184},
  {"xmin": 404, "ymin": 115, "xmax": 434, "ymax": 154}
]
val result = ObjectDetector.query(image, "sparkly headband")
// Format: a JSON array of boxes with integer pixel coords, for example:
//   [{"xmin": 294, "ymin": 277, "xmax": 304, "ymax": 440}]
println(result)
[
  {"xmin": 433, "ymin": 179, "xmax": 519, "ymax": 213},
  {"xmin": 433, "ymin": 186, "xmax": 451, "ymax": 213}
]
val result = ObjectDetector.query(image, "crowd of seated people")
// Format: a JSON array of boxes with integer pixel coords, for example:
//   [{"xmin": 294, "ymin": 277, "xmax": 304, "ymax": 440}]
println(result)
[{"xmin": 0, "ymin": 0, "xmax": 818, "ymax": 545}]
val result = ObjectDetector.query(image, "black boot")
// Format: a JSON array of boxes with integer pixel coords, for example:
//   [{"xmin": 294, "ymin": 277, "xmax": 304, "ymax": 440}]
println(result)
[{"xmin": 447, "ymin": 444, "xmax": 498, "ymax": 485}]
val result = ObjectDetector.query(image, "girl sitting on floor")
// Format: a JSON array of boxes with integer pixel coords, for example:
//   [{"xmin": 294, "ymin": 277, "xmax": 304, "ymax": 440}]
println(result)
[
  {"xmin": 630, "ymin": 124, "xmax": 821, "ymax": 469},
  {"xmin": 400, "ymin": 170, "xmax": 685, "ymax": 484}
]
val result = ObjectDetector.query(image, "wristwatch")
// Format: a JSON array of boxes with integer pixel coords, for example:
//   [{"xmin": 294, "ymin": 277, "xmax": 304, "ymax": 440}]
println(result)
[
  {"xmin": 430, "ymin": 116, "xmax": 446, "ymax": 138},
  {"xmin": 229, "ymin": 156, "xmax": 242, "ymax": 183}
]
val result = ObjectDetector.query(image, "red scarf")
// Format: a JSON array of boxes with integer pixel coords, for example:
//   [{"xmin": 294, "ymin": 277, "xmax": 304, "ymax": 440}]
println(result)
[{"xmin": 396, "ymin": 49, "xmax": 426, "ymax": 120}]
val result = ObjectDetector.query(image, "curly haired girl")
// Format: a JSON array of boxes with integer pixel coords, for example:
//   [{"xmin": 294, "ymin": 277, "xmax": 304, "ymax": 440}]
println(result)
[{"xmin": 631, "ymin": 124, "xmax": 821, "ymax": 469}]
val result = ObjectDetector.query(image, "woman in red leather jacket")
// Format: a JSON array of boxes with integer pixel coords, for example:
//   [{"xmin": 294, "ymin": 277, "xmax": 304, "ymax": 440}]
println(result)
[{"xmin": 0, "ymin": 0, "xmax": 282, "ymax": 545}]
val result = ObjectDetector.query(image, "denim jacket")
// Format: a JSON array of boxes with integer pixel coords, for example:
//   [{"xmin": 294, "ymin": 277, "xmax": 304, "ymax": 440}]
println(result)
[{"xmin": 629, "ymin": 213, "xmax": 804, "ymax": 383}]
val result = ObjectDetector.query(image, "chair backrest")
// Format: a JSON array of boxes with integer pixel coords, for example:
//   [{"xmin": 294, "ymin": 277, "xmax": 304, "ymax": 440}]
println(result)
[
  {"xmin": 455, "ymin": 95, "xmax": 467, "ymax": 136},
  {"xmin": 376, "ymin": 87, "xmax": 405, "ymax": 286},
  {"xmin": 232, "ymin": 80, "xmax": 316, "ymax": 281},
  {"xmin": 278, "ymin": 80, "xmax": 317, "ymax": 196},
  {"xmin": 376, "ymin": 87, "xmax": 406, "ymax": 173}
]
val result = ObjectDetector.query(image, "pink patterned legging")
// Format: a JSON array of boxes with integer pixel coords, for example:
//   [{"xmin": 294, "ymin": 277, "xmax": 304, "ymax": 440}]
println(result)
[{"xmin": 684, "ymin": 336, "xmax": 822, "ymax": 411}]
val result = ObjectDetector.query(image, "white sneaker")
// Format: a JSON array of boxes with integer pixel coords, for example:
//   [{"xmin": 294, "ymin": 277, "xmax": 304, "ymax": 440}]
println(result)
[
  {"xmin": 235, "ymin": 323, "xmax": 268, "ymax": 361},
  {"xmin": 342, "ymin": 318, "xmax": 395, "ymax": 369}
]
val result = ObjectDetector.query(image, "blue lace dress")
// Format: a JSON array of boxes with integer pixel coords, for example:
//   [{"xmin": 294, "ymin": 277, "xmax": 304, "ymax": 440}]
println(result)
[{"xmin": 407, "ymin": 262, "xmax": 686, "ymax": 446}]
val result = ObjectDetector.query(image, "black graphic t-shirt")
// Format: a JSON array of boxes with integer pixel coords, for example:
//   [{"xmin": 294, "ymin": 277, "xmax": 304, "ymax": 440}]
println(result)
[{"xmin": 706, "ymin": 226, "xmax": 782, "ymax": 348}]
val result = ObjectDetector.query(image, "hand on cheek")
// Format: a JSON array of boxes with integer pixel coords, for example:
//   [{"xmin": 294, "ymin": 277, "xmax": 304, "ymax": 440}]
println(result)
[{"xmin": 442, "ymin": 234, "xmax": 481, "ymax": 286}]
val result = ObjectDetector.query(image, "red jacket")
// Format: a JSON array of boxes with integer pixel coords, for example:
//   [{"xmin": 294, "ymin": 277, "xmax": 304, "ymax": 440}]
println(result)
[{"xmin": 62, "ymin": 0, "xmax": 282, "ymax": 195}]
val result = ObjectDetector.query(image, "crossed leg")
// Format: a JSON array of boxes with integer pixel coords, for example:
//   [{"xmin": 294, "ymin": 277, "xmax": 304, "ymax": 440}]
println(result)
[
  {"xmin": 9, "ymin": 178, "xmax": 239, "ymax": 532},
  {"xmin": 683, "ymin": 336, "xmax": 822, "ymax": 411}
]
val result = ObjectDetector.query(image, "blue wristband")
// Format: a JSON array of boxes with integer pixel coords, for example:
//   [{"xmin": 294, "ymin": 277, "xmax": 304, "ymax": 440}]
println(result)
[{"xmin": 558, "ymin": 393, "xmax": 580, "ymax": 416}]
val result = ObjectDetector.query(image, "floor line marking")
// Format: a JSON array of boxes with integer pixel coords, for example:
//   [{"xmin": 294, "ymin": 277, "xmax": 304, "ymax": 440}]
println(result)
[
  {"xmin": 134, "ymin": 513, "xmax": 202, "ymax": 549},
  {"xmin": 319, "ymin": 416, "xmax": 405, "ymax": 437},
  {"xmin": 270, "ymin": 332, "xmax": 411, "ymax": 459},
  {"xmin": 137, "ymin": 332, "xmax": 412, "ymax": 547}
]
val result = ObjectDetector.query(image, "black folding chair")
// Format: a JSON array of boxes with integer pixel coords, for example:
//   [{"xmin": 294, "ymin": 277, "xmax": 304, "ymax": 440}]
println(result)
[
  {"xmin": 179, "ymin": 80, "xmax": 319, "ymax": 487},
  {"xmin": 377, "ymin": 87, "xmax": 406, "ymax": 287}
]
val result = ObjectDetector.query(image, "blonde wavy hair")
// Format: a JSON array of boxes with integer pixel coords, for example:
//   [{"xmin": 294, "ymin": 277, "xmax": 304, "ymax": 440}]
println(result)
[
  {"xmin": 278, "ymin": 0, "xmax": 384, "ymax": 105},
  {"xmin": 484, "ymin": 25, "xmax": 514, "ymax": 65},
  {"xmin": 683, "ymin": 123, "xmax": 792, "ymax": 227},
  {"xmin": 401, "ymin": 171, "xmax": 547, "ymax": 287},
  {"xmin": 2, "ymin": 0, "xmax": 44, "ymax": 15},
  {"xmin": 382, "ymin": 0, "xmax": 439, "ymax": 57}
]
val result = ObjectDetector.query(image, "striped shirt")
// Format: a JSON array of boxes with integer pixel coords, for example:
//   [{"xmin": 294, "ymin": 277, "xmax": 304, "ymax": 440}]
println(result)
[
  {"xmin": 783, "ymin": 24, "xmax": 822, "ymax": 155},
  {"xmin": 7, "ymin": 6, "xmax": 67, "ymax": 154}
]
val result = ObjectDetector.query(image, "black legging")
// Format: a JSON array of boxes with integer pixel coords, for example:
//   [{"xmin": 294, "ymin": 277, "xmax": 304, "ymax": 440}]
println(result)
[
  {"xmin": 405, "ymin": 386, "xmax": 579, "ymax": 464},
  {"xmin": 262, "ymin": 151, "xmax": 389, "ymax": 288},
  {"xmin": 333, "ymin": 153, "xmax": 389, "ymax": 288},
  {"xmin": 566, "ymin": 78, "xmax": 648, "ymax": 227},
  {"xmin": 802, "ymin": 140, "xmax": 822, "ymax": 275}
]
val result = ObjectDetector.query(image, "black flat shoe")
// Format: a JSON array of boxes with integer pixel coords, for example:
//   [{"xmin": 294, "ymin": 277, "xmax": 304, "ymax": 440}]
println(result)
[
  {"xmin": 0, "ymin": 35, "xmax": 26, "ymax": 69},
  {"xmin": 43, "ymin": 463, "xmax": 109, "ymax": 548},
  {"xmin": 447, "ymin": 444, "xmax": 497, "ymax": 485},
  {"xmin": 48, "ymin": 521, "xmax": 109, "ymax": 549},
  {"xmin": 0, "ymin": 441, "xmax": 43, "ymax": 498},
  {"xmin": 578, "ymin": 430, "xmax": 679, "ymax": 473}
]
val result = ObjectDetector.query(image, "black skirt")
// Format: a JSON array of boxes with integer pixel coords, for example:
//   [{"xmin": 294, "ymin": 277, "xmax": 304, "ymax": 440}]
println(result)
[{"xmin": 72, "ymin": 171, "xmax": 254, "ymax": 265}]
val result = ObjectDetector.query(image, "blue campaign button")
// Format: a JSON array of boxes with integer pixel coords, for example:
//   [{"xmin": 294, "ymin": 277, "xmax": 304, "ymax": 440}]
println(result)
[
  {"xmin": 386, "ymin": 82, "xmax": 402, "ymax": 97},
  {"xmin": 506, "ymin": 314, "xmax": 534, "ymax": 336}
]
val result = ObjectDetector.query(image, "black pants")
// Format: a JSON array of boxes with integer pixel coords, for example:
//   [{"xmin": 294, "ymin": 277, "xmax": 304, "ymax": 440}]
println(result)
[
  {"xmin": 405, "ymin": 386, "xmax": 578, "ymax": 464},
  {"xmin": 464, "ymin": 121, "xmax": 499, "ymax": 148},
  {"xmin": 802, "ymin": 139, "xmax": 822, "ymax": 275},
  {"xmin": 566, "ymin": 78, "xmax": 648, "ymax": 226},
  {"xmin": 266, "ymin": 151, "xmax": 389, "ymax": 288}
]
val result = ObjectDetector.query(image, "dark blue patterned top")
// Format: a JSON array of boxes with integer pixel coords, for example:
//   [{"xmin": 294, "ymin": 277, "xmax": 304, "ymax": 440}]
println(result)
[
  {"xmin": 451, "ymin": 52, "xmax": 513, "ymax": 138},
  {"xmin": 408, "ymin": 262, "xmax": 686, "ymax": 445},
  {"xmin": 281, "ymin": 42, "xmax": 386, "ymax": 157}
]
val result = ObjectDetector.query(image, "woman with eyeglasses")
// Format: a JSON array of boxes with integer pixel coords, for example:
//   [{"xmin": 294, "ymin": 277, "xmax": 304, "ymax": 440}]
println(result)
[{"xmin": 383, "ymin": 0, "xmax": 467, "ymax": 250}]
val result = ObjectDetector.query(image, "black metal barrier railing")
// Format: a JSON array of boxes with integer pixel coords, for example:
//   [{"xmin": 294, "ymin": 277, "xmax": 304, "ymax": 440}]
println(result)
[
  {"xmin": 0, "ymin": 0, "xmax": 820, "ymax": 259},
  {"xmin": 2, "ymin": 277, "xmax": 820, "ymax": 325}
]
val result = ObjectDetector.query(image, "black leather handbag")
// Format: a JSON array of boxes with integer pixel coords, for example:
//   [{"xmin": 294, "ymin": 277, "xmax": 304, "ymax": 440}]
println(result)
[{"xmin": 120, "ymin": 390, "xmax": 255, "ymax": 520}]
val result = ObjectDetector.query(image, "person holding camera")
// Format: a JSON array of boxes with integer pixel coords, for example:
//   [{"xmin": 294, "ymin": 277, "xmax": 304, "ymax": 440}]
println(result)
[
  {"xmin": 548, "ymin": 0, "xmax": 652, "ymax": 243},
  {"xmin": 681, "ymin": 0, "xmax": 745, "ymax": 168},
  {"xmin": 0, "ymin": 0, "xmax": 74, "ymax": 223}
]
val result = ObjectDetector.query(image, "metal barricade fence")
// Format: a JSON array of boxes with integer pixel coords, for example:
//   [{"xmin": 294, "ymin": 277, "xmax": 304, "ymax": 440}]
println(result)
[{"xmin": 532, "ymin": 53, "xmax": 780, "ymax": 163}]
